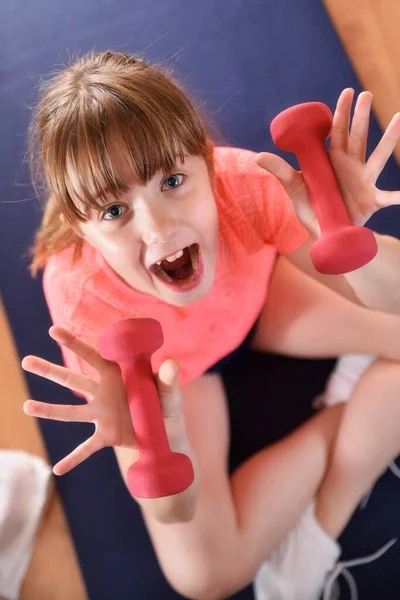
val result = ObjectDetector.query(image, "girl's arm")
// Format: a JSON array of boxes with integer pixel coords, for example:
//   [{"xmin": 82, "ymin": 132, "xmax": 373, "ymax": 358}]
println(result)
[
  {"xmin": 21, "ymin": 324, "xmax": 345, "ymax": 600},
  {"xmin": 257, "ymin": 88, "xmax": 400, "ymax": 314},
  {"xmin": 251, "ymin": 254, "xmax": 400, "ymax": 360},
  {"xmin": 287, "ymin": 232, "xmax": 400, "ymax": 314}
]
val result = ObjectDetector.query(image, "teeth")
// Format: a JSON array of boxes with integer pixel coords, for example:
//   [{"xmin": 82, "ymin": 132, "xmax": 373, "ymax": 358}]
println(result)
[
  {"xmin": 156, "ymin": 249, "xmax": 184, "ymax": 266},
  {"xmin": 167, "ymin": 249, "xmax": 184, "ymax": 262}
]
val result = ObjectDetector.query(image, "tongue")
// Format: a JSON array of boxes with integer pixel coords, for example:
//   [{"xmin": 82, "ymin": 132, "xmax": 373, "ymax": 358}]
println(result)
[{"xmin": 161, "ymin": 247, "xmax": 190, "ymax": 272}]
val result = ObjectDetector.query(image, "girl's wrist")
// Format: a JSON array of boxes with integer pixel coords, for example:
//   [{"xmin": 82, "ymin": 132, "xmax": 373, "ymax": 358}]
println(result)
[{"xmin": 136, "ymin": 451, "xmax": 200, "ymax": 524}]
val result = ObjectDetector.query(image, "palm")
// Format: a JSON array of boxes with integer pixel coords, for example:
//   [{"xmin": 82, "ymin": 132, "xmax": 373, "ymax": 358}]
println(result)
[
  {"xmin": 328, "ymin": 147, "xmax": 378, "ymax": 226},
  {"xmin": 88, "ymin": 363, "xmax": 136, "ymax": 449},
  {"xmin": 22, "ymin": 326, "xmax": 137, "ymax": 475}
]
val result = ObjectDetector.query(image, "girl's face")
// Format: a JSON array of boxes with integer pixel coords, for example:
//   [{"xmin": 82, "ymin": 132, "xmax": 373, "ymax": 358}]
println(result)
[{"xmin": 75, "ymin": 147, "xmax": 219, "ymax": 307}]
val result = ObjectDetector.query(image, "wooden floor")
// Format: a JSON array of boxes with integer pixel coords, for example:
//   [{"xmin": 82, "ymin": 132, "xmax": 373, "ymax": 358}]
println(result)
[
  {"xmin": 323, "ymin": 0, "xmax": 400, "ymax": 165},
  {"xmin": 0, "ymin": 296, "xmax": 87, "ymax": 600}
]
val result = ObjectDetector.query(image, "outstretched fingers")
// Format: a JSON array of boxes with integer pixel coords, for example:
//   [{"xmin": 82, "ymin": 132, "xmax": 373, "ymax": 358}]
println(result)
[
  {"xmin": 367, "ymin": 112, "xmax": 400, "ymax": 182},
  {"xmin": 330, "ymin": 88, "xmax": 354, "ymax": 152},
  {"xmin": 53, "ymin": 434, "xmax": 105, "ymax": 476},
  {"xmin": 49, "ymin": 326, "xmax": 109, "ymax": 371},
  {"xmin": 348, "ymin": 91, "xmax": 372, "ymax": 161},
  {"xmin": 23, "ymin": 398, "xmax": 93, "ymax": 423},
  {"xmin": 22, "ymin": 355, "xmax": 97, "ymax": 398}
]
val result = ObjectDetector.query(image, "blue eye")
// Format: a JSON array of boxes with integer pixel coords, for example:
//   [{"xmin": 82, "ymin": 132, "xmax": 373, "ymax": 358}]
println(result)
[
  {"xmin": 102, "ymin": 205, "xmax": 127, "ymax": 221},
  {"xmin": 161, "ymin": 173, "xmax": 185, "ymax": 191}
]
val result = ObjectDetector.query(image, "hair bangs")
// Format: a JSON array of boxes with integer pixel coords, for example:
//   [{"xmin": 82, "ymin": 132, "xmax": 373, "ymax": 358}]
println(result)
[
  {"xmin": 28, "ymin": 50, "xmax": 221, "ymax": 276},
  {"xmin": 53, "ymin": 73, "xmax": 208, "ymax": 222}
]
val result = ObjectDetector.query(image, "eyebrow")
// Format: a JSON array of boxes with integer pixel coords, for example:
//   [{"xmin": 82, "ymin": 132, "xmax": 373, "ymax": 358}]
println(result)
[{"xmin": 90, "ymin": 156, "xmax": 191, "ymax": 205}]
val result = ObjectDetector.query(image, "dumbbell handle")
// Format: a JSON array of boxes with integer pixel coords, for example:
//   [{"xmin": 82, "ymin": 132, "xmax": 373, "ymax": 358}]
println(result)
[
  {"xmin": 295, "ymin": 138, "xmax": 353, "ymax": 233},
  {"xmin": 97, "ymin": 317, "xmax": 194, "ymax": 498},
  {"xmin": 119, "ymin": 356, "xmax": 171, "ymax": 461}
]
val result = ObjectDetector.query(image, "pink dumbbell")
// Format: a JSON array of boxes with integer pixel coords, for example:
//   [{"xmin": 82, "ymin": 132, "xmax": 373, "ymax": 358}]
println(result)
[
  {"xmin": 270, "ymin": 102, "xmax": 378, "ymax": 274},
  {"xmin": 97, "ymin": 318, "xmax": 194, "ymax": 498}
]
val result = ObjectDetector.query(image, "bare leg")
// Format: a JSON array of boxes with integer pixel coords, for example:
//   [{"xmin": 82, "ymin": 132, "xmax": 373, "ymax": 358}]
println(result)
[
  {"xmin": 316, "ymin": 358, "xmax": 400, "ymax": 537},
  {"xmin": 116, "ymin": 257, "xmax": 400, "ymax": 600},
  {"xmin": 142, "ymin": 368, "xmax": 400, "ymax": 600},
  {"xmin": 129, "ymin": 373, "xmax": 346, "ymax": 600},
  {"xmin": 252, "ymin": 256, "xmax": 400, "ymax": 571}
]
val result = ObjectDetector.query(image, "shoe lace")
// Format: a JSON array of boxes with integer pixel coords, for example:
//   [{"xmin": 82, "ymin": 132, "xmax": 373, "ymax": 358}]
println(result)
[
  {"xmin": 389, "ymin": 460, "xmax": 400, "ymax": 479},
  {"xmin": 322, "ymin": 538, "xmax": 397, "ymax": 600},
  {"xmin": 359, "ymin": 459, "xmax": 400, "ymax": 510}
]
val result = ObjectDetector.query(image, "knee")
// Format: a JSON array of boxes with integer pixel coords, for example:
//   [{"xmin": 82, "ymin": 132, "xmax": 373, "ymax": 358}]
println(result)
[
  {"xmin": 335, "ymin": 358, "xmax": 400, "ymax": 465},
  {"xmin": 165, "ymin": 561, "xmax": 239, "ymax": 600},
  {"xmin": 167, "ymin": 572, "xmax": 224, "ymax": 600}
]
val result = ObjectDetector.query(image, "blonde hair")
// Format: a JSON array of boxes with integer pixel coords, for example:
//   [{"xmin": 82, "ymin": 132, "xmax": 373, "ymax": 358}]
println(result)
[{"xmin": 28, "ymin": 50, "xmax": 216, "ymax": 276}]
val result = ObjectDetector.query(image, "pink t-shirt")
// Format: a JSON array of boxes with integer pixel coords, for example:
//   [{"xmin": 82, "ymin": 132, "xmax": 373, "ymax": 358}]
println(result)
[{"xmin": 43, "ymin": 147, "xmax": 309, "ymax": 386}]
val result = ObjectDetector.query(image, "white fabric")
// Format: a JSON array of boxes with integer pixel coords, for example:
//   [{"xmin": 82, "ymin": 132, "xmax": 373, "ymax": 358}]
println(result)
[
  {"xmin": 0, "ymin": 450, "xmax": 52, "ymax": 600},
  {"xmin": 253, "ymin": 503, "xmax": 341, "ymax": 600},
  {"xmin": 313, "ymin": 354, "xmax": 376, "ymax": 409}
]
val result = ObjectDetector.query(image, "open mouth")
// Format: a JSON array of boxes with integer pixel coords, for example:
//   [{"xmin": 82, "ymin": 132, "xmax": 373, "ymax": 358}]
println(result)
[{"xmin": 150, "ymin": 244, "xmax": 203, "ymax": 292}]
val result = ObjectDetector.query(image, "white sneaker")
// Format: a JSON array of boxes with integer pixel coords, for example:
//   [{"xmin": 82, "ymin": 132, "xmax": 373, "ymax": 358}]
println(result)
[
  {"xmin": 253, "ymin": 501, "xmax": 397, "ymax": 600},
  {"xmin": 253, "ymin": 503, "xmax": 341, "ymax": 600}
]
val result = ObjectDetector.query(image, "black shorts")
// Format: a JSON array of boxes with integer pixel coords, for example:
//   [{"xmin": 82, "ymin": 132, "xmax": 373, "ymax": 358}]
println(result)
[{"xmin": 205, "ymin": 322, "xmax": 258, "ymax": 376}]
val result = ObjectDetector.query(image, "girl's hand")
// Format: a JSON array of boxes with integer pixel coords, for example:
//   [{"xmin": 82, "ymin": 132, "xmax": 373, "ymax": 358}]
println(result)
[
  {"xmin": 22, "ymin": 326, "xmax": 182, "ymax": 476},
  {"xmin": 256, "ymin": 88, "xmax": 400, "ymax": 236}
]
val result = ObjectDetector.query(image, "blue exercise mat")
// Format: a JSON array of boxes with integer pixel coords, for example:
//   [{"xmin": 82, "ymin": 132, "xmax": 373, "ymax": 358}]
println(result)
[{"xmin": 1, "ymin": 1, "xmax": 399, "ymax": 598}]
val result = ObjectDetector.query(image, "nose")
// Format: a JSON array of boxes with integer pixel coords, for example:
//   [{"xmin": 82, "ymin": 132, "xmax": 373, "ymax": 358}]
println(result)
[{"xmin": 137, "ymin": 204, "xmax": 180, "ymax": 246}]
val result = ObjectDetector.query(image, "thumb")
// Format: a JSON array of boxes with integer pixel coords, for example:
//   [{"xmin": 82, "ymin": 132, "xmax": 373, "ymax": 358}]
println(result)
[
  {"xmin": 256, "ymin": 152, "xmax": 303, "ymax": 196},
  {"xmin": 156, "ymin": 359, "xmax": 182, "ymax": 419},
  {"xmin": 257, "ymin": 152, "xmax": 320, "ymax": 237}
]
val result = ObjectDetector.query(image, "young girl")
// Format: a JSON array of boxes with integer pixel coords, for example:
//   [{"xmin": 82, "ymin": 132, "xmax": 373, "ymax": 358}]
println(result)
[{"xmin": 22, "ymin": 50, "xmax": 400, "ymax": 600}]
